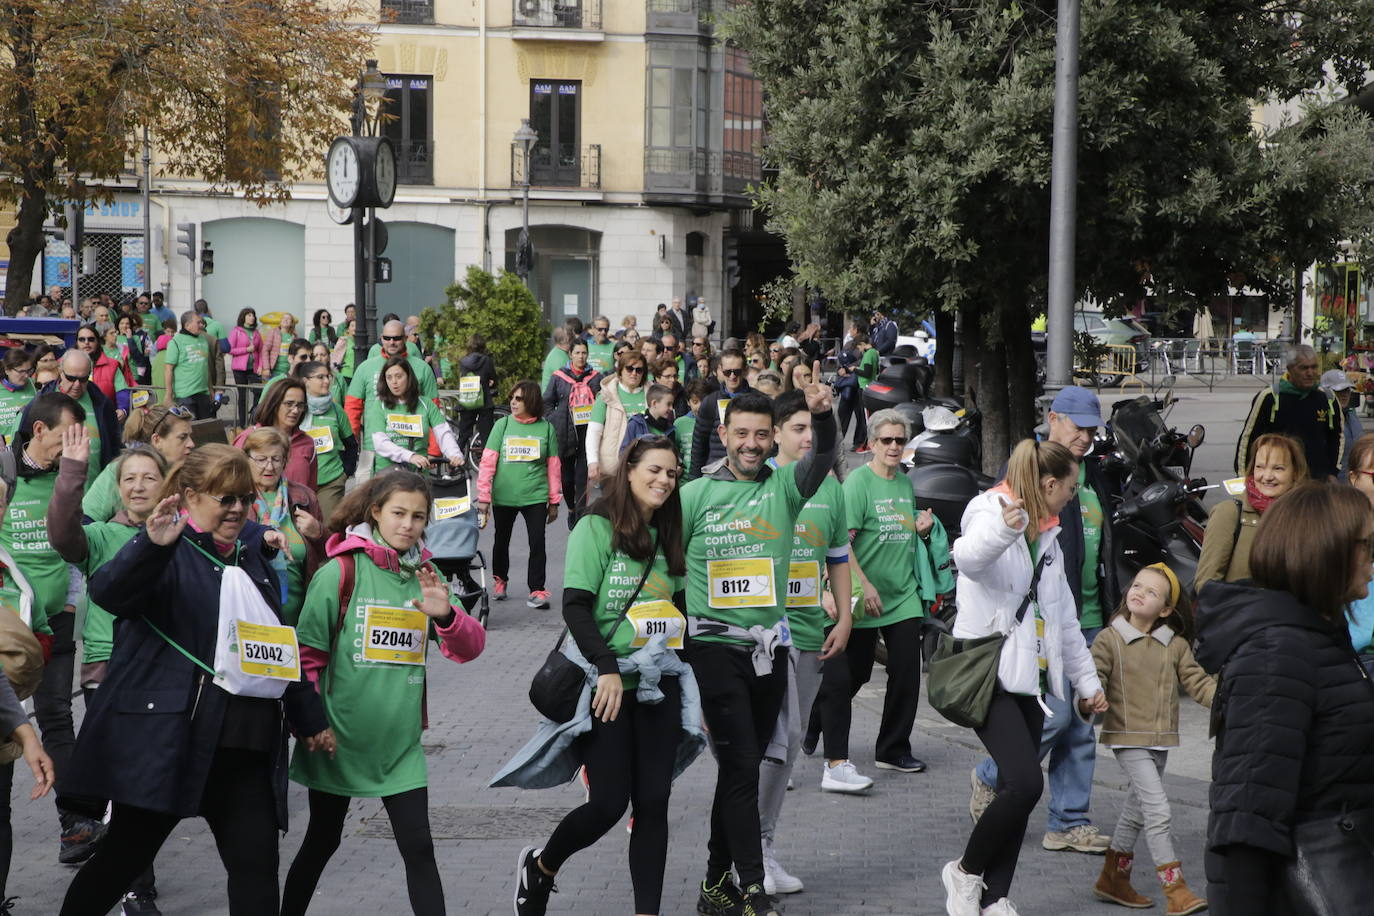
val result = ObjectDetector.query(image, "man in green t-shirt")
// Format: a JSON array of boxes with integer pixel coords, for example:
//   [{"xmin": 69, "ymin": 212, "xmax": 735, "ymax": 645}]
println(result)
[
  {"xmin": 679, "ymin": 371, "xmax": 837, "ymax": 916},
  {"xmin": 971, "ymin": 385, "xmax": 1118, "ymax": 854},
  {"xmin": 586, "ymin": 316, "xmax": 615, "ymax": 375},
  {"xmin": 345, "ymin": 319, "xmax": 438, "ymax": 480},
  {"xmin": 195, "ymin": 298, "xmax": 226, "ymax": 388},
  {"xmin": 539, "ymin": 326, "xmax": 571, "ymax": 391},
  {"xmin": 163, "ymin": 311, "xmax": 214, "ymax": 419}
]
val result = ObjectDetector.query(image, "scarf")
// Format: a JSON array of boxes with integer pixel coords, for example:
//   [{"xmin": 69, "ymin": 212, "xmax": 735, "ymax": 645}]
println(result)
[
  {"xmin": 307, "ymin": 393, "xmax": 334, "ymax": 415},
  {"xmin": 253, "ymin": 482, "xmax": 292, "ymax": 601},
  {"xmin": 1, "ymin": 378, "xmax": 24, "ymax": 393},
  {"xmin": 1245, "ymin": 476, "xmax": 1276, "ymax": 514},
  {"xmin": 1278, "ymin": 375, "xmax": 1319, "ymax": 399},
  {"xmin": 369, "ymin": 525, "xmax": 425, "ymax": 572}
]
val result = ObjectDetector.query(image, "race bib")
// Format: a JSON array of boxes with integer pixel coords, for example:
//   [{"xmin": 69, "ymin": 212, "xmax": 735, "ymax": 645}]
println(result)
[
  {"xmin": 717, "ymin": 398, "xmax": 730, "ymax": 422},
  {"xmin": 458, "ymin": 377, "xmax": 481, "ymax": 396},
  {"xmin": 434, "ymin": 495, "xmax": 472, "ymax": 520},
  {"xmin": 386, "ymin": 413, "xmax": 424, "ymax": 437},
  {"xmin": 572, "ymin": 403, "xmax": 593, "ymax": 426},
  {"xmin": 708, "ymin": 557, "xmax": 776, "ymax": 609},
  {"xmin": 1222, "ymin": 477, "xmax": 1246, "ymax": 497},
  {"xmin": 1035, "ymin": 613, "xmax": 1047, "ymax": 670},
  {"xmin": 362, "ymin": 605, "xmax": 428, "ymax": 666},
  {"xmin": 503, "ymin": 436, "xmax": 540, "ymax": 462},
  {"xmin": 306, "ymin": 425, "xmax": 335, "ymax": 455},
  {"xmin": 627, "ymin": 600, "xmax": 686, "ymax": 649},
  {"xmin": 785, "ymin": 561, "xmax": 821, "ymax": 608},
  {"xmin": 234, "ymin": 620, "xmax": 300, "ymax": 681},
  {"xmin": 131, "ymin": 389, "xmax": 152, "ymax": 409}
]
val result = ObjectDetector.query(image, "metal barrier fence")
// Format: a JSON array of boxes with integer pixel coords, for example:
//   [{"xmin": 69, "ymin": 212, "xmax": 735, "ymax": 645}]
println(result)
[
  {"xmin": 1076, "ymin": 343, "xmax": 1146, "ymax": 391},
  {"xmin": 1143, "ymin": 337, "xmax": 1289, "ymax": 393}
]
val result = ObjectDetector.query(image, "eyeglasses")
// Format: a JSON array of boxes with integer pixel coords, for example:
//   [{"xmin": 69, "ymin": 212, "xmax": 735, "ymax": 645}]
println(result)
[
  {"xmin": 8, "ymin": 367, "xmax": 32, "ymax": 375},
  {"xmin": 248, "ymin": 454, "xmax": 284, "ymax": 468},
  {"xmin": 875, "ymin": 436, "xmax": 904, "ymax": 446},
  {"xmin": 382, "ymin": 334, "xmax": 404, "ymax": 341},
  {"xmin": 306, "ymin": 373, "xmax": 330, "ymax": 382},
  {"xmin": 206, "ymin": 493, "xmax": 255, "ymax": 509},
  {"xmin": 281, "ymin": 401, "xmax": 306, "ymax": 411},
  {"xmin": 61, "ymin": 372, "xmax": 90, "ymax": 383}
]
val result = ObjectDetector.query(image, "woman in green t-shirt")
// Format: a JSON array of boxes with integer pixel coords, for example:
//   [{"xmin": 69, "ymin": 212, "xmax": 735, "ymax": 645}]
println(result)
[
  {"xmin": 273, "ymin": 312, "xmax": 299, "ymax": 377},
  {"xmin": 240, "ymin": 425, "xmax": 323, "ymax": 625},
  {"xmin": 0, "ymin": 348, "xmax": 37, "ymax": 447},
  {"xmin": 366, "ymin": 356, "xmax": 464, "ymax": 475},
  {"xmin": 842, "ymin": 408, "xmax": 935, "ymax": 774},
  {"xmin": 82, "ymin": 404, "xmax": 196, "ymax": 523},
  {"xmin": 299, "ymin": 361, "xmax": 357, "ymax": 522},
  {"xmin": 310, "ymin": 342, "xmax": 346, "ymax": 407},
  {"xmin": 283, "ymin": 472, "xmax": 485, "ymax": 916},
  {"xmin": 512, "ymin": 435, "xmax": 689, "ymax": 916},
  {"xmin": 475, "ymin": 380, "xmax": 561, "ymax": 608}
]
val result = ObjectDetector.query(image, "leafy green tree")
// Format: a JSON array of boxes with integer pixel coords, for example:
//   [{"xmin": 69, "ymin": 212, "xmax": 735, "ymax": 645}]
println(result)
[
  {"xmin": 419, "ymin": 266, "xmax": 549, "ymax": 398},
  {"xmin": 725, "ymin": 0, "xmax": 1374, "ymax": 468}
]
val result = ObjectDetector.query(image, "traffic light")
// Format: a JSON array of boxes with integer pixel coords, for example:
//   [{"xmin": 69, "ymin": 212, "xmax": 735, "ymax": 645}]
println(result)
[
  {"xmin": 54, "ymin": 203, "xmax": 83, "ymax": 247},
  {"xmin": 176, "ymin": 222, "xmax": 196, "ymax": 261},
  {"xmin": 374, "ymin": 257, "xmax": 392, "ymax": 284},
  {"xmin": 200, "ymin": 241, "xmax": 214, "ymax": 276}
]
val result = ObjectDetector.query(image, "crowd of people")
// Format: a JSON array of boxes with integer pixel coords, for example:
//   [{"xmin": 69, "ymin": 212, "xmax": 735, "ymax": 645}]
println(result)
[{"xmin": 0, "ymin": 293, "xmax": 1371, "ymax": 916}]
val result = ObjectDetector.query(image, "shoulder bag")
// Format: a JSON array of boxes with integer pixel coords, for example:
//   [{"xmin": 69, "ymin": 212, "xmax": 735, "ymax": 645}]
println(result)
[{"xmin": 927, "ymin": 545, "xmax": 1049, "ymax": 729}]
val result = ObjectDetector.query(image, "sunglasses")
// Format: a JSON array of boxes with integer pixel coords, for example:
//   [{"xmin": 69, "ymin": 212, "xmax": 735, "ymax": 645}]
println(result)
[
  {"xmin": 721, "ymin": 367, "xmax": 743, "ymax": 377},
  {"xmin": 875, "ymin": 436, "xmax": 904, "ymax": 446},
  {"xmin": 623, "ymin": 365, "xmax": 646, "ymax": 374},
  {"xmin": 206, "ymin": 493, "xmax": 255, "ymax": 509},
  {"xmin": 76, "ymin": 336, "xmax": 97, "ymax": 343},
  {"xmin": 594, "ymin": 326, "xmax": 609, "ymax": 332},
  {"xmin": 382, "ymin": 334, "xmax": 404, "ymax": 341},
  {"xmin": 62, "ymin": 372, "xmax": 90, "ymax": 383}
]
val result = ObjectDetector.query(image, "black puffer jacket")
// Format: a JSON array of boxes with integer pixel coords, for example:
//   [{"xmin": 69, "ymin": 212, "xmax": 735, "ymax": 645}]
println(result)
[{"xmin": 1194, "ymin": 580, "xmax": 1374, "ymax": 912}]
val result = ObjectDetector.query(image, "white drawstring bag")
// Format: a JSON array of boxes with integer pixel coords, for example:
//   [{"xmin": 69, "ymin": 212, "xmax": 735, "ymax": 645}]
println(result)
[{"xmin": 211, "ymin": 565, "xmax": 301, "ymax": 699}]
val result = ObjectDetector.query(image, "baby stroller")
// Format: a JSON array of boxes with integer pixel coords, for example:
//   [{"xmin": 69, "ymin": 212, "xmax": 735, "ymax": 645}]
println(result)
[{"xmin": 426, "ymin": 459, "xmax": 491, "ymax": 627}]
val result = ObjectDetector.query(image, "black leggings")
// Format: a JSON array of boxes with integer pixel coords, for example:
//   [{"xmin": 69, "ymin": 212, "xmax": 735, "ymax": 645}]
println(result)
[
  {"xmin": 844, "ymin": 616, "xmax": 924, "ymax": 762},
  {"xmin": 282, "ymin": 787, "xmax": 442, "ymax": 916},
  {"xmin": 685, "ymin": 640, "xmax": 786, "ymax": 889},
  {"xmin": 492, "ymin": 503, "xmax": 547, "ymax": 591},
  {"xmin": 803, "ymin": 640, "xmax": 856, "ymax": 760},
  {"xmin": 961, "ymin": 692, "xmax": 1045, "ymax": 906},
  {"xmin": 540, "ymin": 677, "xmax": 681, "ymax": 914},
  {"xmin": 233, "ymin": 369, "xmax": 259, "ymax": 427},
  {"xmin": 60, "ymin": 749, "xmax": 279, "ymax": 916}
]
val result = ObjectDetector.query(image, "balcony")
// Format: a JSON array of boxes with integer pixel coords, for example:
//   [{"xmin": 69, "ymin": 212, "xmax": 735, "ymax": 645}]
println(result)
[
  {"xmin": 381, "ymin": 0, "xmax": 434, "ymax": 24},
  {"xmin": 512, "ymin": 142, "xmax": 601, "ymax": 190},
  {"xmin": 393, "ymin": 139, "xmax": 433, "ymax": 184},
  {"xmin": 512, "ymin": 0, "xmax": 603, "ymax": 36},
  {"xmin": 646, "ymin": 0, "xmax": 713, "ymax": 34},
  {"xmin": 645, "ymin": 145, "xmax": 759, "ymax": 204}
]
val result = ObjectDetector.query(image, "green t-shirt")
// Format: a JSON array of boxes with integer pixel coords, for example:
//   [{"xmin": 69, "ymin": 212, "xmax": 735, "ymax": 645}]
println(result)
[
  {"xmin": 346, "ymin": 355, "xmax": 437, "ymax": 420},
  {"xmin": 165, "ymin": 332, "xmax": 210, "ymax": 397},
  {"xmin": 82, "ymin": 461, "xmax": 120, "ymax": 523},
  {"xmin": 1077, "ymin": 462, "xmax": 1105, "ymax": 630},
  {"xmin": 365, "ymin": 397, "xmax": 447, "ymax": 473},
  {"xmin": 563, "ymin": 515, "xmax": 683, "ymax": 690},
  {"xmin": 204, "ymin": 317, "xmax": 226, "ymax": 340},
  {"xmin": 857, "ymin": 348, "xmax": 880, "ymax": 388},
  {"xmin": 673, "ymin": 415, "xmax": 696, "ymax": 476},
  {"xmin": 484, "ymin": 415, "xmax": 557, "ymax": 507},
  {"xmin": 587, "ymin": 342, "xmax": 616, "ymax": 375},
  {"xmin": 73, "ymin": 391, "xmax": 104, "ymax": 490},
  {"xmin": 783, "ymin": 474, "xmax": 848, "ymax": 652},
  {"xmin": 679, "ymin": 461, "xmax": 811, "ymax": 643},
  {"xmin": 259, "ymin": 488, "xmax": 309, "ymax": 625},
  {"xmin": 0, "ymin": 471, "xmax": 64, "ymax": 635},
  {"xmin": 0, "ymin": 382, "xmax": 35, "ymax": 447},
  {"xmin": 274, "ymin": 331, "xmax": 295, "ymax": 376},
  {"xmin": 589, "ymin": 383, "xmax": 647, "ymax": 424},
  {"xmin": 290, "ymin": 550, "xmax": 452, "ymax": 797},
  {"xmin": 540, "ymin": 346, "xmax": 571, "ymax": 391},
  {"xmin": 103, "ymin": 348, "xmax": 130, "ymax": 395},
  {"xmin": 304, "ymin": 403, "xmax": 351, "ymax": 485},
  {"xmin": 76, "ymin": 520, "xmax": 139, "ymax": 664},
  {"xmin": 844, "ymin": 464, "xmax": 924, "ymax": 628}
]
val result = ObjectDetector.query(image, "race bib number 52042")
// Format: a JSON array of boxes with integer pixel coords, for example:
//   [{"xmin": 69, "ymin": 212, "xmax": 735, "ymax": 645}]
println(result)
[
  {"xmin": 234, "ymin": 620, "xmax": 300, "ymax": 681},
  {"xmin": 707, "ymin": 557, "xmax": 776, "ymax": 609},
  {"xmin": 362, "ymin": 605, "xmax": 428, "ymax": 665}
]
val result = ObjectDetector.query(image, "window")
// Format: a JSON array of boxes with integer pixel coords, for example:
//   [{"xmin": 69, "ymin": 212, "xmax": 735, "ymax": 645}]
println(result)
[
  {"xmin": 381, "ymin": 0, "xmax": 434, "ymax": 24},
  {"xmin": 646, "ymin": 45, "xmax": 707, "ymax": 172},
  {"xmin": 529, "ymin": 80, "xmax": 581, "ymax": 186},
  {"xmin": 381, "ymin": 75, "xmax": 433, "ymax": 184},
  {"xmin": 722, "ymin": 48, "xmax": 761, "ymax": 184}
]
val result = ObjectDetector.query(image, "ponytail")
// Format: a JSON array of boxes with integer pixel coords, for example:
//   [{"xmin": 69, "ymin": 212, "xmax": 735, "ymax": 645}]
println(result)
[{"xmin": 1004, "ymin": 439, "xmax": 1077, "ymax": 528}]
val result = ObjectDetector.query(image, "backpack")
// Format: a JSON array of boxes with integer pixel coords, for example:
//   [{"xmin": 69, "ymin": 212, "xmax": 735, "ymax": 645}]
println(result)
[
  {"xmin": 457, "ymin": 374, "xmax": 484, "ymax": 409},
  {"xmin": 555, "ymin": 369, "xmax": 596, "ymax": 426}
]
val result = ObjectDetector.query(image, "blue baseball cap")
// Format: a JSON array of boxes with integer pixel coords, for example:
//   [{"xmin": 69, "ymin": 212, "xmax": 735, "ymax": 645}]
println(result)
[{"xmin": 1050, "ymin": 386, "xmax": 1102, "ymax": 428}]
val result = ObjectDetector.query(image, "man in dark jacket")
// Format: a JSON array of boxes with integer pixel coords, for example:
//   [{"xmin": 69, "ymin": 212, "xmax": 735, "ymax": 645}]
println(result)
[
  {"xmin": 1234, "ymin": 344, "xmax": 1343, "ymax": 479},
  {"xmin": 869, "ymin": 310, "xmax": 898, "ymax": 357},
  {"xmin": 972, "ymin": 386, "xmax": 1119, "ymax": 854},
  {"xmin": 457, "ymin": 334, "xmax": 497, "ymax": 461},
  {"xmin": 689, "ymin": 349, "xmax": 752, "ymax": 479}
]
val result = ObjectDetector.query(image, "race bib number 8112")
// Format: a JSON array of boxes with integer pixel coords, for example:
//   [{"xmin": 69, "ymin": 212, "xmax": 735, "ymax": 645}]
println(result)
[{"xmin": 707, "ymin": 557, "xmax": 776, "ymax": 609}]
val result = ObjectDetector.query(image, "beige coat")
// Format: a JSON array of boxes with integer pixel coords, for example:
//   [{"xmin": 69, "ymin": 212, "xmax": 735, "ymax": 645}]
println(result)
[
  {"xmin": 1193, "ymin": 494, "xmax": 1260, "ymax": 594},
  {"xmin": 1091, "ymin": 615, "xmax": 1216, "ymax": 747}
]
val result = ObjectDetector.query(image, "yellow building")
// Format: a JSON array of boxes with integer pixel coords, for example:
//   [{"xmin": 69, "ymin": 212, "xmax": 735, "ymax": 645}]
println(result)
[{"xmin": 43, "ymin": 0, "xmax": 771, "ymax": 336}]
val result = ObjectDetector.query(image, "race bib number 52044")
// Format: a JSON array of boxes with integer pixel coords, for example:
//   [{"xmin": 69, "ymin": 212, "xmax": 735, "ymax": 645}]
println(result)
[
  {"xmin": 362, "ymin": 605, "xmax": 428, "ymax": 665},
  {"xmin": 707, "ymin": 557, "xmax": 776, "ymax": 609}
]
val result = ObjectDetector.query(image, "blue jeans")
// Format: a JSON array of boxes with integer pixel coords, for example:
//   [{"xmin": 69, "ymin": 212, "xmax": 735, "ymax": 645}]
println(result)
[{"xmin": 975, "ymin": 626, "xmax": 1101, "ymax": 831}]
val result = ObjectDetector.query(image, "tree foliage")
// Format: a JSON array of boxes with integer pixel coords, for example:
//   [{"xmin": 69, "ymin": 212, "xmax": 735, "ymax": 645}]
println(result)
[
  {"xmin": 0, "ymin": 0, "xmax": 372, "ymax": 313},
  {"xmin": 421, "ymin": 267, "xmax": 550, "ymax": 398},
  {"xmin": 724, "ymin": 0, "xmax": 1374, "ymax": 465}
]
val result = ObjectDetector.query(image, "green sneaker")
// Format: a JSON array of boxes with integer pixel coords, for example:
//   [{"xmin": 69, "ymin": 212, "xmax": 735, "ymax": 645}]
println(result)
[
  {"xmin": 697, "ymin": 873, "xmax": 746, "ymax": 916},
  {"xmin": 741, "ymin": 883, "xmax": 783, "ymax": 916}
]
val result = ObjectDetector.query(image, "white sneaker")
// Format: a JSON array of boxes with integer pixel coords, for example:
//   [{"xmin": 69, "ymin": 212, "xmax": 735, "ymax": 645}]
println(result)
[
  {"xmin": 821, "ymin": 759, "xmax": 874, "ymax": 793},
  {"xmin": 982, "ymin": 898, "xmax": 1021, "ymax": 915},
  {"xmin": 762, "ymin": 840, "xmax": 804, "ymax": 894},
  {"xmin": 942, "ymin": 860, "xmax": 986, "ymax": 916}
]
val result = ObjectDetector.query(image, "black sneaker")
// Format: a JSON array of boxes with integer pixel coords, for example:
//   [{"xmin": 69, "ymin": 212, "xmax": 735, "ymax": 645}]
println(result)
[
  {"xmin": 513, "ymin": 845, "xmax": 556, "ymax": 916},
  {"xmin": 741, "ymin": 884, "xmax": 783, "ymax": 916},
  {"xmin": 697, "ymin": 873, "xmax": 746, "ymax": 916},
  {"xmin": 59, "ymin": 816, "xmax": 107, "ymax": 865},
  {"xmin": 0, "ymin": 896, "xmax": 17, "ymax": 915},
  {"xmin": 121, "ymin": 890, "xmax": 162, "ymax": 916}
]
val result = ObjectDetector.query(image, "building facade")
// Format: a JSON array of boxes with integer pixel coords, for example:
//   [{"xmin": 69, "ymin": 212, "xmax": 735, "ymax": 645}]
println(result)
[{"xmin": 39, "ymin": 0, "xmax": 778, "ymax": 337}]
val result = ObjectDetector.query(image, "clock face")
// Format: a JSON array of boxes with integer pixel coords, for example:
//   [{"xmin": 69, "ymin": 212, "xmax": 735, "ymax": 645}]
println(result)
[
  {"xmin": 326, "ymin": 139, "xmax": 360, "ymax": 208},
  {"xmin": 374, "ymin": 139, "xmax": 397, "ymax": 207},
  {"xmin": 326, "ymin": 197, "xmax": 353, "ymax": 225}
]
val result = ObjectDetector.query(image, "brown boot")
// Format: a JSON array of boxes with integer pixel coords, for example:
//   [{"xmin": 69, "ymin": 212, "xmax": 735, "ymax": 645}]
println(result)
[
  {"xmin": 1094, "ymin": 848, "xmax": 1154, "ymax": 908},
  {"xmin": 1156, "ymin": 861, "xmax": 1207, "ymax": 915}
]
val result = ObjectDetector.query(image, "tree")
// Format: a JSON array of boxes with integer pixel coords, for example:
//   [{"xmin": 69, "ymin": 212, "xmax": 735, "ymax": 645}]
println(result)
[
  {"xmin": 724, "ymin": 0, "xmax": 1374, "ymax": 470},
  {"xmin": 420, "ymin": 267, "xmax": 549, "ymax": 399},
  {"xmin": 0, "ymin": 0, "xmax": 371, "ymax": 313}
]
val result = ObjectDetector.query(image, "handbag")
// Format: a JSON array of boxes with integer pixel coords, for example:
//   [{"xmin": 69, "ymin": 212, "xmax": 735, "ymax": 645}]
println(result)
[
  {"xmin": 927, "ymin": 547, "xmax": 1049, "ymax": 729},
  {"xmin": 528, "ymin": 536, "xmax": 658, "ymax": 723}
]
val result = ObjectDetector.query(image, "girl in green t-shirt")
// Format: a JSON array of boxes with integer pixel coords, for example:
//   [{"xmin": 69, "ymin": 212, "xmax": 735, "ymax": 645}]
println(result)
[
  {"xmin": 310, "ymin": 342, "xmax": 347, "ymax": 407},
  {"xmin": 0, "ymin": 348, "xmax": 37, "ymax": 447},
  {"xmin": 299, "ymin": 361, "xmax": 357, "ymax": 523},
  {"xmin": 284, "ymin": 472, "xmax": 485, "ymax": 916},
  {"xmin": 475, "ymin": 380, "xmax": 561, "ymax": 608},
  {"xmin": 366, "ymin": 356, "xmax": 464, "ymax": 475},
  {"xmin": 273, "ymin": 312, "xmax": 299, "ymax": 377},
  {"xmin": 512, "ymin": 435, "xmax": 690, "ymax": 916}
]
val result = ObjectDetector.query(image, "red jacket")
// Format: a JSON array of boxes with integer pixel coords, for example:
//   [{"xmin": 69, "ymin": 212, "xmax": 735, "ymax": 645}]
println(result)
[{"xmin": 91, "ymin": 350, "xmax": 133, "ymax": 404}]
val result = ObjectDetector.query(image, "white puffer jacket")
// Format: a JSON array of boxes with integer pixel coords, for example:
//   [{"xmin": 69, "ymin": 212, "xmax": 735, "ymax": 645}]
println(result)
[{"xmin": 951, "ymin": 489, "xmax": 1101, "ymax": 707}]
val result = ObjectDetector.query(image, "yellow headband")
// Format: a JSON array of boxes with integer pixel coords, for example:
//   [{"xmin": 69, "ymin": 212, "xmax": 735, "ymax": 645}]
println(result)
[{"xmin": 1144, "ymin": 563, "xmax": 1180, "ymax": 607}]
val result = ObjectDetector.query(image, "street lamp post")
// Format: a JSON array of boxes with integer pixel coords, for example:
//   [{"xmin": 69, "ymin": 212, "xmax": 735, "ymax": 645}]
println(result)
[
  {"xmin": 352, "ymin": 59, "xmax": 389, "ymax": 372},
  {"xmin": 513, "ymin": 118, "xmax": 537, "ymax": 280}
]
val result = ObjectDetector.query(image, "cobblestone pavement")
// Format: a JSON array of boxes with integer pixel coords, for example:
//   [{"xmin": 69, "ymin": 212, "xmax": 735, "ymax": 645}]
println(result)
[{"xmin": 8, "ymin": 384, "xmax": 1251, "ymax": 915}]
